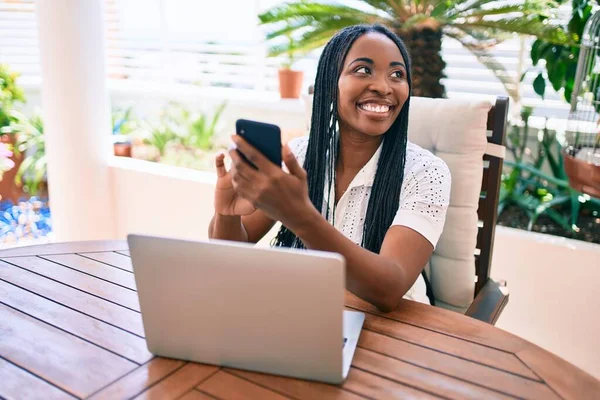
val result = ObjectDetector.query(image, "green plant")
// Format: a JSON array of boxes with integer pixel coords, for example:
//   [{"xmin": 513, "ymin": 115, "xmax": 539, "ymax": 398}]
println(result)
[
  {"xmin": 141, "ymin": 102, "xmax": 227, "ymax": 158},
  {"xmin": 0, "ymin": 142, "xmax": 15, "ymax": 180},
  {"xmin": 2, "ymin": 110, "xmax": 46, "ymax": 195},
  {"xmin": 0, "ymin": 64, "xmax": 26, "ymax": 129},
  {"xmin": 258, "ymin": 0, "xmax": 574, "ymax": 99},
  {"xmin": 279, "ymin": 34, "xmax": 298, "ymax": 70},
  {"xmin": 184, "ymin": 102, "xmax": 226, "ymax": 151},
  {"xmin": 527, "ymin": 0, "xmax": 594, "ymax": 102},
  {"xmin": 112, "ymin": 106, "xmax": 139, "ymax": 137},
  {"xmin": 500, "ymin": 106, "xmax": 600, "ymax": 234}
]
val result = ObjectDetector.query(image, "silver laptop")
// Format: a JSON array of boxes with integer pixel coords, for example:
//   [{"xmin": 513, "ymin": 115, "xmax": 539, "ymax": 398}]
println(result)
[{"xmin": 127, "ymin": 234, "xmax": 365, "ymax": 384}]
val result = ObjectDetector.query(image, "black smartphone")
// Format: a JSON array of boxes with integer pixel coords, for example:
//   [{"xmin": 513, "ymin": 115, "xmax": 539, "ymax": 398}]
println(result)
[{"xmin": 235, "ymin": 119, "xmax": 282, "ymax": 168}]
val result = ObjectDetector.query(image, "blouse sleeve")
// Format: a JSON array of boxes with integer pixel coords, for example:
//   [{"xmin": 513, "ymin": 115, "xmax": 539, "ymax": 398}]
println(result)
[
  {"xmin": 391, "ymin": 154, "xmax": 451, "ymax": 248},
  {"xmin": 283, "ymin": 136, "xmax": 309, "ymax": 173}
]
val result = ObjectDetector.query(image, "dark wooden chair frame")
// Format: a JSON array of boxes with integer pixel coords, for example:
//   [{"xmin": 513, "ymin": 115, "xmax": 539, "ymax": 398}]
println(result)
[{"xmin": 465, "ymin": 96, "xmax": 510, "ymax": 325}]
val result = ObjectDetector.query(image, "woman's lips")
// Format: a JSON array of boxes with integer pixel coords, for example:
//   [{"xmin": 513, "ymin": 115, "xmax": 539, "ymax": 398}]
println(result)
[{"xmin": 357, "ymin": 102, "xmax": 394, "ymax": 119}]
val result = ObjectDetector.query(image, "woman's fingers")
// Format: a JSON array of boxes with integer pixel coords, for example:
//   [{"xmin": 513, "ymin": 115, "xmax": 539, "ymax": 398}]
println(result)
[
  {"xmin": 232, "ymin": 135, "xmax": 278, "ymax": 174},
  {"xmin": 215, "ymin": 153, "xmax": 227, "ymax": 178},
  {"xmin": 229, "ymin": 148, "xmax": 259, "ymax": 182},
  {"xmin": 283, "ymin": 145, "xmax": 306, "ymax": 179}
]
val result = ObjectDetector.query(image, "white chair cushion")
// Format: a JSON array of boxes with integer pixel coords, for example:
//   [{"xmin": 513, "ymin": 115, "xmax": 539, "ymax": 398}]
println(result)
[{"xmin": 408, "ymin": 97, "xmax": 491, "ymax": 311}]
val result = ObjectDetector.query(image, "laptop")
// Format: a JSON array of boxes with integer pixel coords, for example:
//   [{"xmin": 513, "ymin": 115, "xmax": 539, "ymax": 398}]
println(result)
[{"xmin": 127, "ymin": 234, "xmax": 365, "ymax": 384}]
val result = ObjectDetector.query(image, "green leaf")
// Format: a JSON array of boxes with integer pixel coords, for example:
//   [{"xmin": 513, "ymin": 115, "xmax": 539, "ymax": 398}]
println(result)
[
  {"xmin": 533, "ymin": 73, "xmax": 546, "ymax": 98},
  {"xmin": 511, "ymin": 161, "xmax": 571, "ymax": 188},
  {"xmin": 451, "ymin": 16, "xmax": 574, "ymax": 45},
  {"xmin": 570, "ymin": 191, "xmax": 581, "ymax": 227}
]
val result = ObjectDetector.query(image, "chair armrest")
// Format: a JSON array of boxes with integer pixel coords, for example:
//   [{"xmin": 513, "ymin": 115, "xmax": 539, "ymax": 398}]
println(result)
[{"xmin": 465, "ymin": 279, "xmax": 509, "ymax": 325}]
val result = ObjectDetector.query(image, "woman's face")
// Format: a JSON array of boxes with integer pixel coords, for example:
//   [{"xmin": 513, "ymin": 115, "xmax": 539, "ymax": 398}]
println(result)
[{"xmin": 337, "ymin": 32, "xmax": 409, "ymax": 138}]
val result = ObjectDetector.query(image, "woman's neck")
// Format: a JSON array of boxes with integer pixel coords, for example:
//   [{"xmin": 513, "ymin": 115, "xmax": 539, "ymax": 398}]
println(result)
[{"xmin": 337, "ymin": 130, "xmax": 382, "ymax": 173}]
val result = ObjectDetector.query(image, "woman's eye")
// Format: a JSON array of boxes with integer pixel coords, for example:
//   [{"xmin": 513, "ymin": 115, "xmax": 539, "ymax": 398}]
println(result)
[
  {"xmin": 391, "ymin": 70, "xmax": 405, "ymax": 79},
  {"xmin": 355, "ymin": 66, "xmax": 371, "ymax": 74}
]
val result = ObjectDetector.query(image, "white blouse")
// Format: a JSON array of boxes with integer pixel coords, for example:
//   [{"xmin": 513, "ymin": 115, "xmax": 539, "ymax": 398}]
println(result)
[{"xmin": 287, "ymin": 136, "xmax": 451, "ymax": 304}]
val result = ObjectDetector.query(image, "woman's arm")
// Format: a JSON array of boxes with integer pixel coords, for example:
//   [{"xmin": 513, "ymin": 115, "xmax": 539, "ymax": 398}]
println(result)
[
  {"xmin": 208, "ymin": 210, "xmax": 276, "ymax": 243},
  {"xmin": 292, "ymin": 210, "xmax": 432, "ymax": 312},
  {"xmin": 228, "ymin": 135, "xmax": 447, "ymax": 312}
]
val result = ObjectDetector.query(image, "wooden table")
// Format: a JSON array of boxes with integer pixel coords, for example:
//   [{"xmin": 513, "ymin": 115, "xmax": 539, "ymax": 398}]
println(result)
[{"xmin": 1, "ymin": 241, "xmax": 599, "ymax": 400}]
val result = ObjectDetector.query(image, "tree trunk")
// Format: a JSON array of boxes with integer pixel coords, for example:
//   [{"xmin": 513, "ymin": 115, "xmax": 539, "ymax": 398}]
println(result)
[{"xmin": 397, "ymin": 27, "xmax": 446, "ymax": 98}]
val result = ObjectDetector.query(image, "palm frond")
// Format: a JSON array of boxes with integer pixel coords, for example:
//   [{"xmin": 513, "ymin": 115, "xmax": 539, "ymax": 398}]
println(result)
[
  {"xmin": 456, "ymin": 1, "xmax": 559, "ymax": 18},
  {"xmin": 447, "ymin": 0, "xmax": 505, "ymax": 17},
  {"xmin": 264, "ymin": 17, "xmax": 317, "ymax": 41},
  {"xmin": 355, "ymin": 0, "xmax": 400, "ymax": 19},
  {"xmin": 266, "ymin": 18, "xmax": 374, "ymax": 56},
  {"xmin": 258, "ymin": 2, "xmax": 384, "ymax": 25},
  {"xmin": 445, "ymin": 29, "xmax": 521, "ymax": 103},
  {"xmin": 452, "ymin": 16, "xmax": 574, "ymax": 45}
]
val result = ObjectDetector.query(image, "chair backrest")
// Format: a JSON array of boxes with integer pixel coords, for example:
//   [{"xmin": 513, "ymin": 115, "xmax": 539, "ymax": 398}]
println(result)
[
  {"xmin": 406, "ymin": 96, "xmax": 508, "ymax": 312},
  {"xmin": 476, "ymin": 98, "xmax": 509, "ymax": 295},
  {"xmin": 302, "ymin": 90, "xmax": 509, "ymax": 312}
]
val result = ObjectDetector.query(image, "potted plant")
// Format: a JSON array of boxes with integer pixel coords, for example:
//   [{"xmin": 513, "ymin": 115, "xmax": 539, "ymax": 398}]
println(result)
[
  {"xmin": 8, "ymin": 110, "xmax": 47, "ymax": 197},
  {"xmin": 275, "ymin": 35, "xmax": 303, "ymax": 99},
  {"xmin": 112, "ymin": 106, "xmax": 138, "ymax": 157},
  {"xmin": 0, "ymin": 64, "xmax": 26, "ymax": 202}
]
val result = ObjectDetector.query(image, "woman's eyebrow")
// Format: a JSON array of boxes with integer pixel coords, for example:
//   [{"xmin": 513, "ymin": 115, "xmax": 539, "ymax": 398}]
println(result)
[
  {"xmin": 390, "ymin": 61, "xmax": 406, "ymax": 68},
  {"xmin": 349, "ymin": 57, "xmax": 374, "ymax": 65}
]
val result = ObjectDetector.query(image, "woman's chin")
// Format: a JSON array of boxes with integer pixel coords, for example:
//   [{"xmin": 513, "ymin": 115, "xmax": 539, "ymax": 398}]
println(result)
[{"xmin": 354, "ymin": 121, "xmax": 393, "ymax": 137}]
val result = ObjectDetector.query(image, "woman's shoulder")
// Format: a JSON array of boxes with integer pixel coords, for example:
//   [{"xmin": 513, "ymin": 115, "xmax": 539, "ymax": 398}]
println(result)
[{"xmin": 405, "ymin": 141, "xmax": 450, "ymax": 174}]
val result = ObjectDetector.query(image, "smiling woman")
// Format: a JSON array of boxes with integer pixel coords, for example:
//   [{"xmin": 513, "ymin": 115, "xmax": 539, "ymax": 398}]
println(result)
[{"xmin": 208, "ymin": 25, "xmax": 451, "ymax": 312}]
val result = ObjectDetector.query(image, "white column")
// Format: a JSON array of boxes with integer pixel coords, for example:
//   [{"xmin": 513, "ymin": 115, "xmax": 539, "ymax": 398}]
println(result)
[{"xmin": 36, "ymin": 0, "xmax": 116, "ymax": 241}]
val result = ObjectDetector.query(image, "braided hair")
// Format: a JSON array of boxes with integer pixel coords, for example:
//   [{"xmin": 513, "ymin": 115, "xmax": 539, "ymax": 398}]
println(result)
[{"xmin": 273, "ymin": 24, "xmax": 412, "ymax": 255}]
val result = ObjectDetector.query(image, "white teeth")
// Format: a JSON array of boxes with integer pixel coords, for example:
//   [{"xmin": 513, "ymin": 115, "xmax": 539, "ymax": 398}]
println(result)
[{"xmin": 360, "ymin": 103, "xmax": 390, "ymax": 113}]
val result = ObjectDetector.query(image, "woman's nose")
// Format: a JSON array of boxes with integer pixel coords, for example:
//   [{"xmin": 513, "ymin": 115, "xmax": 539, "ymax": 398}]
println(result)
[{"xmin": 368, "ymin": 77, "xmax": 392, "ymax": 95}]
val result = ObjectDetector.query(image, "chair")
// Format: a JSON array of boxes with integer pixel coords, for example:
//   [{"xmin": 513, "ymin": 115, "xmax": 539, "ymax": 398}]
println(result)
[
  {"xmin": 467, "ymin": 97, "xmax": 510, "ymax": 324},
  {"xmin": 304, "ymin": 89, "xmax": 509, "ymax": 324},
  {"xmin": 407, "ymin": 96, "xmax": 509, "ymax": 324}
]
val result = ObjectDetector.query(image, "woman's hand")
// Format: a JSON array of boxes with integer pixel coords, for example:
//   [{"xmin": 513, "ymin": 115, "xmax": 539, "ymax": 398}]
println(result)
[
  {"xmin": 214, "ymin": 152, "xmax": 256, "ymax": 216},
  {"xmin": 229, "ymin": 135, "xmax": 315, "ymax": 230}
]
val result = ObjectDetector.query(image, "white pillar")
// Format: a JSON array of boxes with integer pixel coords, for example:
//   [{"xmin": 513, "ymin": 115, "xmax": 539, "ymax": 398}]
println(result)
[{"xmin": 36, "ymin": 0, "xmax": 116, "ymax": 241}]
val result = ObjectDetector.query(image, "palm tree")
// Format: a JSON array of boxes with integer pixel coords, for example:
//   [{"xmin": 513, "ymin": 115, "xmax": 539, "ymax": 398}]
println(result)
[{"xmin": 258, "ymin": 0, "xmax": 573, "ymax": 100}]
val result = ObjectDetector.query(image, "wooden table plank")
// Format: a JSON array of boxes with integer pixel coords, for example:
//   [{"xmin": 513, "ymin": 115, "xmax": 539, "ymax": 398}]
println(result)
[
  {"xmin": 517, "ymin": 346, "xmax": 600, "ymax": 400},
  {"xmin": 0, "ymin": 357, "xmax": 76, "ymax": 400},
  {"xmin": 88, "ymin": 358, "xmax": 185, "ymax": 400},
  {"xmin": 0, "ymin": 280, "xmax": 152, "ymax": 364},
  {"xmin": 359, "ymin": 330, "xmax": 559, "ymax": 400},
  {"xmin": 352, "ymin": 348, "xmax": 513, "ymax": 400},
  {"xmin": 0, "ymin": 260, "xmax": 145, "ymax": 336},
  {"xmin": 361, "ymin": 312, "xmax": 539, "ymax": 380},
  {"xmin": 346, "ymin": 293, "xmax": 528, "ymax": 353},
  {"xmin": 80, "ymin": 251, "xmax": 133, "ymax": 272},
  {"xmin": 181, "ymin": 391, "xmax": 218, "ymax": 400},
  {"xmin": 3, "ymin": 256, "xmax": 140, "ymax": 311},
  {"xmin": 226, "ymin": 369, "xmax": 367, "ymax": 399},
  {"xmin": 133, "ymin": 363, "xmax": 219, "ymax": 400},
  {"xmin": 198, "ymin": 370, "xmax": 290, "ymax": 400},
  {"xmin": 0, "ymin": 240, "xmax": 128, "ymax": 257},
  {"xmin": 343, "ymin": 368, "xmax": 443, "ymax": 399},
  {"xmin": 0, "ymin": 303, "xmax": 137, "ymax": 398},
  {"xmin": 42, "ymin": 254, "xmax": 136, "ymax": 290}
]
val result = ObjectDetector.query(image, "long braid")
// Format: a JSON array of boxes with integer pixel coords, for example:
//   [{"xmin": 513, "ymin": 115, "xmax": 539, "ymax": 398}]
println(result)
[{"xmin": 273, "ymin": 24, "xmax": 412, "ymax": 256}]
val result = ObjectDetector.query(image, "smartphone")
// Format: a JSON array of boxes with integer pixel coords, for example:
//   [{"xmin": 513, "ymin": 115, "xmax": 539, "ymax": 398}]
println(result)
[{"xmin": 235, "ymin": 119, "xmax": 282, "ymax": 168}]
